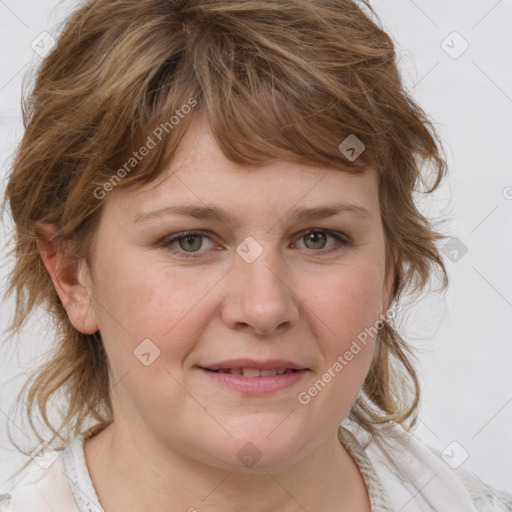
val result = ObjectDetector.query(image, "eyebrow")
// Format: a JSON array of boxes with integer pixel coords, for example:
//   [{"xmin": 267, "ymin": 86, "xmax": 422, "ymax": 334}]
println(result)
[{"xmin": 134, "ymin": 202, "xmax": 371, "ymax": 225}]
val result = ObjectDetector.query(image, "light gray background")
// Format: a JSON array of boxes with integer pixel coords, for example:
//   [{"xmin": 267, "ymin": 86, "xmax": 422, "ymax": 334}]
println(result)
[{"xmin": 1, "ymin": 0, "xmax": 511, "ymax": 496}]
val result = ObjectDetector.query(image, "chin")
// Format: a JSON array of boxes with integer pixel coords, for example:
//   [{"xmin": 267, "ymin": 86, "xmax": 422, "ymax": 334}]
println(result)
[{"xmin": 193, "ymin": 427, "xmax": 306, "ymax": 473}]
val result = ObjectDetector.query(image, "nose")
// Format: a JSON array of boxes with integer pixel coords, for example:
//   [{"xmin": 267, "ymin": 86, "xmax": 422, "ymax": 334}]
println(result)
[{"xmin": 220, "ymin": 248, "xmax": 300, "ymax": 336}]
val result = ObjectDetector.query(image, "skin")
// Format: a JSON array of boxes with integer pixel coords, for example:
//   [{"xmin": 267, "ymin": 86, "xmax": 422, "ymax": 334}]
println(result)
[{"xmin": 37, "ymin": 114, "xmax": 394, "ymax": 512}]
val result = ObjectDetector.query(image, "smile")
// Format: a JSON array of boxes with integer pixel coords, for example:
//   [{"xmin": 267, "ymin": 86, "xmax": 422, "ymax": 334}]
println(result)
[
  {"xmin": 197, "ymin": 366, "xmax": 309, "ymax": 394},
  {"xmin": 206, "ymin": 368, "xmax": 299, "ymax": 377}
]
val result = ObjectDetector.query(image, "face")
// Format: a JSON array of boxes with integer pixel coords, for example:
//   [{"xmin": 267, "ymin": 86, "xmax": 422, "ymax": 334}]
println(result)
[{"xmin": 70, "ymin": 115, "xmax": 392, "ymax": 471}]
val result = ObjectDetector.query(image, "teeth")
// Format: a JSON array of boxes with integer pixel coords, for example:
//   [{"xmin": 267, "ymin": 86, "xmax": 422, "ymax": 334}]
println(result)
[
  {"xmin": 242, "ymin": 368, "xmax": 261, "ymax": 377},
  {"xmin": 223, "ymin": 368, "xmax": 242, "ymax": 375},
  {"xmin": 212, "ymin": 367, "xmax": 297, "ymax": 377}
]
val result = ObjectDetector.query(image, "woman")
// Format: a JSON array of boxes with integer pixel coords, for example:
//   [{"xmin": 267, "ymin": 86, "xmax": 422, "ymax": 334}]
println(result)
[{"xmin": 1, "ymin": 0, "xmax": 511, "ymax": 511}]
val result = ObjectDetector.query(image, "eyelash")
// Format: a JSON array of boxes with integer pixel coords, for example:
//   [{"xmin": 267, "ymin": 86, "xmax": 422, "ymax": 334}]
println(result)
[{"xmin": 159, "ymin": 229, "xmax": 352, "ymax": 259}]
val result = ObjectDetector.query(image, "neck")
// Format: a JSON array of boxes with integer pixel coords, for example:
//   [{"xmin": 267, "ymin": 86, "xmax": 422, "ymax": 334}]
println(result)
[{"xmin": 84, "ymin": 418, "xmax": 370, "ymax": 512}]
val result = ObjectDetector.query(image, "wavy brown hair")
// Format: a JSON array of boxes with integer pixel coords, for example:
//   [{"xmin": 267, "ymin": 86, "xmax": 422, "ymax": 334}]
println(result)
[{"xmin": 2, "ymin": 0, "xmax": 448, "ymax": 470}]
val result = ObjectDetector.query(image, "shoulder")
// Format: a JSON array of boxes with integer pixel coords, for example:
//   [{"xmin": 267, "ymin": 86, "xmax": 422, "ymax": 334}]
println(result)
[
  {"xmin": 426, "ymin": 444, "xmax": 512, "ymax": 512},
  {"xmin": 341, "ymin": 417, "xmax": 512, "ymax": 512},
  {"xmin": 0, "ymin": 445, "xmax": 80, "ymax": 512}
]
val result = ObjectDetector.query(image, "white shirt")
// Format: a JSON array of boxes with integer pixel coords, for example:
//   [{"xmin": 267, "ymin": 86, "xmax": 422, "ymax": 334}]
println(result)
[{"xmin": 1, "ymin": 417, "xmax": 511, "ymax": 511}]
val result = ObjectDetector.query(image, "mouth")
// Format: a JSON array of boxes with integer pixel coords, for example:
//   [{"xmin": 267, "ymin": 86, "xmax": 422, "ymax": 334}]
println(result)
[
  {"xmin": 196, "ymin": 359, "xmax": 309, "ymax": 394},
  {"xmin": 201, "ymin": 367, "xmax": 301, "ymax": 377}
]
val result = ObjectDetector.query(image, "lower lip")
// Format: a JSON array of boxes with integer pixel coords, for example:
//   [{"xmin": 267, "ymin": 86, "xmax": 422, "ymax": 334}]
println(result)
[{"xmin": 198, "ymin": 367, "xmax": 309, "ymax": 394}]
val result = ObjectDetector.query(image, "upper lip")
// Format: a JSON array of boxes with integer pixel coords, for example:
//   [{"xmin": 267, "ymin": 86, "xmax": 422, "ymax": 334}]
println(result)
[{"xmin": 199, "ymin": 359, "xmax": 308, "ymax": 370}]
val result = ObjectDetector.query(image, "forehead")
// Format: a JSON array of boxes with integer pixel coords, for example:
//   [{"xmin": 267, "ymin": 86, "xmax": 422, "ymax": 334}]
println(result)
[{"xmin": 110, "ymin": 115, "xmax": 380, "ymax": 223}]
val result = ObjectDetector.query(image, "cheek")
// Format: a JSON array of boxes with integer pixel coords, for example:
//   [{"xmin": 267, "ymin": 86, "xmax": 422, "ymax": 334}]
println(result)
[
  {"xmin": 91, "ymin": 252, "xmax": 219, "ymax": 359},
  {"xmin": 308, "ymin": 259, "xmax": 385, "ymax": 344},
  {"xmin": 90, "ymin": 254, "xmax": 215, "ymax": 419},
  {"xmin": 296, "ymin": 264, "xmax": 384, "ymax": 417}
]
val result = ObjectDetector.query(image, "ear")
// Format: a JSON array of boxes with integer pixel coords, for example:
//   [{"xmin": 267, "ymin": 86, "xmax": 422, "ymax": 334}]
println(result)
[{"xmin": 35, "ymin": 222, "xmax": 99, "ymax": 335}]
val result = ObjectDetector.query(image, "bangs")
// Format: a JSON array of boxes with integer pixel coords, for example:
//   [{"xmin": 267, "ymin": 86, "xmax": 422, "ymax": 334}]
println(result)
[{"xmin": 87, "ymin": 1, "xmax": 402, "ymax": 200}]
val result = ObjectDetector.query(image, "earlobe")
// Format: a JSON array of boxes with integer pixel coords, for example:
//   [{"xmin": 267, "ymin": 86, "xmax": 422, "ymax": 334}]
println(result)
[{"xmin": 35, "ymin": 222, "xmax": 99, "ymax": 335}]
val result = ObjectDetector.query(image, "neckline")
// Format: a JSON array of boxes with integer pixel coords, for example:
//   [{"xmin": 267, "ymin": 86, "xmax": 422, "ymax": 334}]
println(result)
[
  {"xmin": 63, "ymin": 426, "xmax": 394, "ymax": 512},
  {"xmin": 337, "ymin": 426, "xmax": 395, "ymax": 511},
  {"xmin": 62, "ymin": 434, "xmax": 105, "ymax": 512}
]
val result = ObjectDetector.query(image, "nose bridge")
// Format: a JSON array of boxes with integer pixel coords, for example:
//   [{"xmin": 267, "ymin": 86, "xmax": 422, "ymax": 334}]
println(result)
[{"xmin": 221, "ymin": 236, "xmax": 300, "ymax": 335}]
